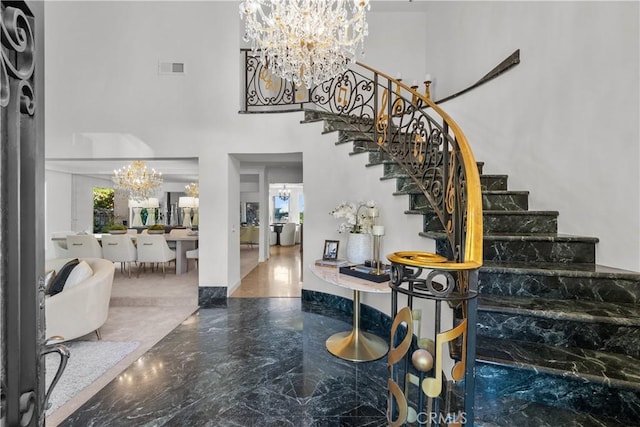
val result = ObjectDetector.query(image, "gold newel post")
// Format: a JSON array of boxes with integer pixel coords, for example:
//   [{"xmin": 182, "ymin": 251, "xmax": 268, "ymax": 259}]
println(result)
[{"xmin": 386, "ymin": 252, "xmax": 479, "ymax": 427}]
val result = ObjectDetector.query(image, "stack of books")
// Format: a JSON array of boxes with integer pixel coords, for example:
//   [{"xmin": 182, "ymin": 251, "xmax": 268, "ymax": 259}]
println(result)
[{"xmin": 339, "ymin": 264, "xmax": 390, "ymax": 283}]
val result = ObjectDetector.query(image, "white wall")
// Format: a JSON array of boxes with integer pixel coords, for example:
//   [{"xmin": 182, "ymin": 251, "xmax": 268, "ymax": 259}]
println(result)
[
  {"xmin": 227, "ymin": 156, "xmax": 241, "ymax": 293},
  {"xmin": 43, "ymin": 1, "xmax": 639, "ymax": 312},
  {"xmin": 302, "ymin": 121, "xmax": 433, "ymax": 314},
  {"xmin": 423, "ymin": 1, "xmax": 640, "ymax": 270},
  {"xmin": 44, "ymin": 1, "xmax": 430, "ymax": 303},
  {"xmin": 44, "ymin": 170, "xmax": 73, "ymax": 258}
]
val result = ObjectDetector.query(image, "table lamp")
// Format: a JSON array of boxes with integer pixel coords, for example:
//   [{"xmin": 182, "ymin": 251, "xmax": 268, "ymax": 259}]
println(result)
[
  {"xmin": 178, "ymin": 196, "xmax": 195, "ymax": 228},
  {"xmin": 143, "ymin": 198, "xmax": 159, "ymax": 226},
  {"xmin": 128, "ymin": 199, "xmax": 144, "ymax": 227}
]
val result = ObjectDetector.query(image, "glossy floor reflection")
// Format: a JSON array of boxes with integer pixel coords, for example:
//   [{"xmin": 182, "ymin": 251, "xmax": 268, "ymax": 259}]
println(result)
[{"xmin": 59, "ymin": 298, "xmax": 388, "ymax": 426}]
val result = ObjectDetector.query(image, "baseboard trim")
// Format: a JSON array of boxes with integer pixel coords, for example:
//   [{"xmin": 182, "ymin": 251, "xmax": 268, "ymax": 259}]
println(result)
[{"xmin": 198, "ymin": 286, "xmax": 227, "ymax": 308}]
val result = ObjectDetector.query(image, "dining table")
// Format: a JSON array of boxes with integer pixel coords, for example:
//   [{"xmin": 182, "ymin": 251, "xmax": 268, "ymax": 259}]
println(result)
[
  {"xmin": 52, "ymin": 233, "xmax": 198, "ymax": 275},
  {"xmin": 271, "ymin": 223, "xmax": 284, "ymax": 245}
]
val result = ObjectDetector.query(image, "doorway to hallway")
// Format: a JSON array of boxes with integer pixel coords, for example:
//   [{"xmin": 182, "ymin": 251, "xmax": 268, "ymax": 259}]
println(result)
[{"xmin": 232, "ymin": 245, "xmax": 302, "ymax": 298}]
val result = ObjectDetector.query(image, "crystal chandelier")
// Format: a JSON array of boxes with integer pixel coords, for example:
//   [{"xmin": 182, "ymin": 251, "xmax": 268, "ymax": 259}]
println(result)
[
  {"xmin": 239, "ymin": 0, "xmax": 370, "ymax": 87},
  {"xmin": 278, "ymin": 185, "xmax": 291, "ymax": 201},
  {"xmin": 185, "ymin": 182, "xmax": 199, "ymax": 198},
  {"xmin": 112, "ymin": 161, "xmax": 163, "ymax": 201}
]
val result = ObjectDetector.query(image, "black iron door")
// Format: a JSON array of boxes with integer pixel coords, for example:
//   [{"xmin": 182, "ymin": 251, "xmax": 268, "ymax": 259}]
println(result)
[{"xmin": 1, "ymin": 1, "xmax": 46, "ymax": 426}]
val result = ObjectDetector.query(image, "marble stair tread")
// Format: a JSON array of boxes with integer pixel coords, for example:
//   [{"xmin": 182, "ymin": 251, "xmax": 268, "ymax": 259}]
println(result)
[
  {"xmin": 321, "ymin": 118, "xmax": 375, "ymax": 134},
  {"xmin": 476, "ymin": 336, "xmax": 640, "ymax": 390},
  {"xmin": 364, "ymin": 158, "xmax": 389, "ymax": 165},
  {"xmin": 299, "ymin": 112, "xmax": 326, "ymax": 123},
  {"xmin": 479, "ymin": 294, "xmax": 640, "ymax": 326},
  {"xmin": 481, "ymin": 210, "xmax": 558, "ymax": 216},
  {"xmin": 422, "ymin": 231, "xmax": 599, "ymax": 243},
  {"xmin": 334, "ymin": 132, "xmax": 375, "ymax": 144},
  {"xmin": 392, "ymin": 189, "xmax": 528, "ymax": 197},
  {"xmin": 351, "ymin": 148, "xmax": 382, "ymax": 156},
  {"xmin": 481, "ymin": 261, "xmax": 640, "ymax": 279},
  {"xmin": 405, "ymin": 209, "xmax": 557, "ymax": 216},
  {"xmin": 482, "ymin": 190, "xmax": 529, "ymax": 196},
  {"xmin": 482, "ymin": 233, "xmax": 599, "ymax": 243},
  {"xmin": 474, "ymin": 395, "xmax": 624, "ymax": 427}
]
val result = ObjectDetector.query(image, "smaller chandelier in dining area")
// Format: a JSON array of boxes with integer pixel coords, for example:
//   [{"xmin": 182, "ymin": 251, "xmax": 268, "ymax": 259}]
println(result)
[
  {"xmin": 112, "ymin": 160, "xmax": 163, "ymax": 201},
  {"xmin": 185, "ymin": 182, "xmax": 199, "ymax": 198},
  {"xmin": 278, "ymin": 185, "xmax": 291, "ymax": 201},
  {"xmin": 239, "ymin": 0, "xmax": 370, "ymax": 87}
]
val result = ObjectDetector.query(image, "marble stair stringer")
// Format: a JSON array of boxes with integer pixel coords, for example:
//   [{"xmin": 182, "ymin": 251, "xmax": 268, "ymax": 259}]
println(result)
[{"xmin": 302, "ymin": 111, "xmax": 640, "ymax": 424}]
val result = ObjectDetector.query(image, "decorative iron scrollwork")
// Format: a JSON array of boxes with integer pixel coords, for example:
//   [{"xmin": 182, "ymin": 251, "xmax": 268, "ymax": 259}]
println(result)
[{"xmin": 1, "ymin": 4, "xmax": 35, "ymax": 114}]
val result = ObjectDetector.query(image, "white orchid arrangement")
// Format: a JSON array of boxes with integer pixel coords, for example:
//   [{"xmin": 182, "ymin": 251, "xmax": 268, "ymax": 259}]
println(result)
[{"xmin": 330, "ymin": 200, "xmax": 377, "ymax": 234}]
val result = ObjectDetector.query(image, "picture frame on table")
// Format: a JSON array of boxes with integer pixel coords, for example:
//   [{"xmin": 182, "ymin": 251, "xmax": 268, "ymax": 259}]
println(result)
[{"xmin": 322, "ymin": 240, "xmax": 340, "ymax": 260}]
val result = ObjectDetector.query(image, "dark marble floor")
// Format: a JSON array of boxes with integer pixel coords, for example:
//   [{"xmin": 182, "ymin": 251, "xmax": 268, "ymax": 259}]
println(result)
[
  {"xmin": 55, "ymin": 297, "xmax": 634, "ymax": 427},
  {"xmin": 59, "ymin": 298, "xmax": 389, "ymax": 426}
]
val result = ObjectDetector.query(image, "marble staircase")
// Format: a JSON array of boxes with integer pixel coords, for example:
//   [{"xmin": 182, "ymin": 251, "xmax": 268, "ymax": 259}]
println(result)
[{"xmin": 303, "ymin": 110, "xmax": 640, "ymax": 425}]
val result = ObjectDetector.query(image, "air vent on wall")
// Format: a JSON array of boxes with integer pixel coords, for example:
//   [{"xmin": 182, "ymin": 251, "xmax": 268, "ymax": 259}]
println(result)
[{"xmin": 158, "ymin": 61, "xmax": 185, "ymax": 75}]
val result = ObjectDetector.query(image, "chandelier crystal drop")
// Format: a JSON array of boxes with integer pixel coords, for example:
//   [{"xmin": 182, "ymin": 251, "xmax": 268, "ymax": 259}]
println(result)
[
  {"xmin": 112, "ymin": 161, "xmax": 163, "ymax": 202},
  {"xmin": 239, "ymin": 0, "xmax": 370, "ymax": 87}
]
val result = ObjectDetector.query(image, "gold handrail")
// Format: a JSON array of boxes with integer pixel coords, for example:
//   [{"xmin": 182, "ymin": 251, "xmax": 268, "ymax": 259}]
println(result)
[{"xmin": 355, "ymin": 62, "xmax": 483, "ymax": 269}]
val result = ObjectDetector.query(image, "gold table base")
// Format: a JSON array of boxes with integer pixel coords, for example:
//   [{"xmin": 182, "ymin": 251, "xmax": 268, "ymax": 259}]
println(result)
[{"xmin": 325, "ymin": 290, "xmax": 389, "ymax": 362}]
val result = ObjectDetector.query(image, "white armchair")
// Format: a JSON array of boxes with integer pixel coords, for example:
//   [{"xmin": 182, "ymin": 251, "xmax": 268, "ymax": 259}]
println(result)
[
  {"xmin": 136, "ymin": 234, "xmax": 176, "ymax": 277},
  {"xmin": 45, "ymin": 258, "xmax": 115, "ymax": 342}
]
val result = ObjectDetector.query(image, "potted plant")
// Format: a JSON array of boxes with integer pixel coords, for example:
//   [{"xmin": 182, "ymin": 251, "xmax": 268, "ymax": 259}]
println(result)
[
  {"xmin": 330, "ymin": 200, "xmax": 377, "ymax": 264},
  {"xmin": 147, "ymin": 224, "xmax": 165, "ymax": 234},
  {"xmin": 105, "ymin": 223, "xmax": 127, "ymax": 234}
]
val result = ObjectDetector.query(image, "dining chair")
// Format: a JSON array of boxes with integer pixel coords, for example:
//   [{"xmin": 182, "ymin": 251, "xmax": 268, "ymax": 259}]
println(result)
[
  {"xmin": 279, "ymin": 223, "xmax": 297, "ymax": 246},
  {"xmin": 66, "ymin": 234, "xmax": 103, "ymax": 258},
  {"xmin": 101, "ymin": 234, "xmax": 138, "ymax": 277},
  {"xmin": 136, "ymin": 234, "xmax": 176, "ymax": 278},
  {"xmin": 186, "ymin": 248, "xmax": 199, "ymax": 272},
  {"xmin": 167, "ymin": 228, "xmax": 189, "ymax": 250},
  {"xmin": 169, "ymin": 228, "xmax": 190, "ymax": 237},
  {"xmin": 50, "ymin": 231, "xmax": 77, "ymax": 258}
]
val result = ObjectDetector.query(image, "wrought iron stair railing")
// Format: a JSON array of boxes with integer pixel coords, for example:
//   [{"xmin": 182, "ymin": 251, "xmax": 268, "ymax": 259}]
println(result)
[{"xmin": 241, "ymin": 49, "xmax": 483, "ymax": 426}]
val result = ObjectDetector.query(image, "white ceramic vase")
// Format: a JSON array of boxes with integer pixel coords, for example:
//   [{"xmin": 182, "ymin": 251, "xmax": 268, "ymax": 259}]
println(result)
[{"xmin": 346, "ymin": 232, "xmax": 372, "ymax": 265}]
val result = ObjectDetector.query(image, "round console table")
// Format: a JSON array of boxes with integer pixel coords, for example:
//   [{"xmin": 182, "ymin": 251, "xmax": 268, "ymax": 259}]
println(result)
[{"xmin": 309, "ymin": 264, "xmax": 391, "ymax": 362}]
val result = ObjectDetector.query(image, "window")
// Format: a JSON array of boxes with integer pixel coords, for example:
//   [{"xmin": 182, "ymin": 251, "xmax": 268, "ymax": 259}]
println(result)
[
  {"xmin": 298, "ymin": 193, "xmax": 304, "ymax": 223},
  {"xmin": 273, "ymin": 196, "xmax": 289, "ymax": 222},
  {"xmin": 93, "ymin": 187, "xmax": 114, "ymax": 232}
]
